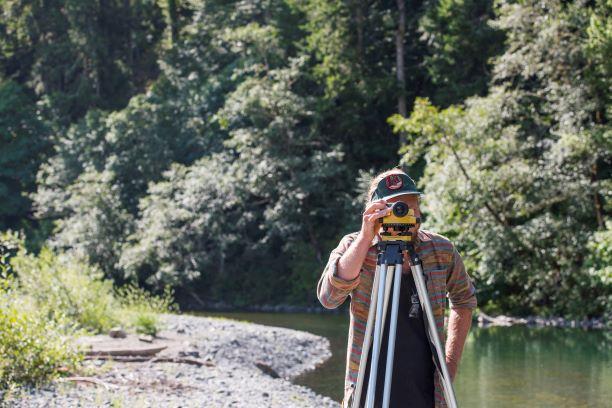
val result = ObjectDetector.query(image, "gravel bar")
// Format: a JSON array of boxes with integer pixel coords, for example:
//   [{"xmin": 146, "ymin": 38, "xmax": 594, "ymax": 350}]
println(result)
[{"xmin": 2, "ymin": 313, "xmax": 340, "ymax": 408}]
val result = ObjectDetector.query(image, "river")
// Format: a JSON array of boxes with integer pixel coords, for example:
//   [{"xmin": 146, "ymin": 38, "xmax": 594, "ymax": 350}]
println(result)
[{"xmin": 193, "ymin": 311, "xmax": 611, "ymax": 407}]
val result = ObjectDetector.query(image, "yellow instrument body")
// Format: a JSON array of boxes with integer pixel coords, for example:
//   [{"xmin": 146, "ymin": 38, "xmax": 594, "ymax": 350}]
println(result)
[{"xmin": 379, "ymin": 207, "xmax": 419, "ymax": 242}]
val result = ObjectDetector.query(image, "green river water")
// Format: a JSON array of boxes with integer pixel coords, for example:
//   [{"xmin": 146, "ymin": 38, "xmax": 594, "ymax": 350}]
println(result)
[{"xmin": 194, "ymin": 311, "xmax": 611, "ymax": 407}]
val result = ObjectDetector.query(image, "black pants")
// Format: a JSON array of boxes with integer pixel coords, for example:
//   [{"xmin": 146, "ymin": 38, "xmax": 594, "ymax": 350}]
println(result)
[{"xmin": 359, "ymin": 272, "xmax": 435, "ymax": 408}]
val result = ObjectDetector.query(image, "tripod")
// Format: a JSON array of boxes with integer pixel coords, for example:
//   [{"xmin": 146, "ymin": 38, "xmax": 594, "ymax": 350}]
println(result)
[{"xmin": 351, "ymin": 239, "xmax": 458, "ymax": 408}]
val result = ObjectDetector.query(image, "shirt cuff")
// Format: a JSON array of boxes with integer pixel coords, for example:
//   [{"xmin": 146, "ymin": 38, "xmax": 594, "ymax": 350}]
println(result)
[{"xmin": 448, "ymin": 293, "xmax": 478, "ymax": 310}]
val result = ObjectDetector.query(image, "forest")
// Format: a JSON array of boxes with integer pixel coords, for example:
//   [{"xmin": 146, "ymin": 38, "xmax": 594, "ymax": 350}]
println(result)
[{"xmin": 1, "ymin": 0, "xmax": 610, "ymax": 320}]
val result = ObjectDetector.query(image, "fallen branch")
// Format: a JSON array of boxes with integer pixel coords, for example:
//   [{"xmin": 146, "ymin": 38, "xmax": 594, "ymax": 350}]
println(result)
[
  {"xmin": 58, "ymin": 376, "xmax": 118, "ymax": 390},
  {"xmin": 84, "ymin": 355, "xmax": 214, "ymax": 367},
  {"xmin": 150, "ymin": 356, "xmax": 214, "ymax": 367},
  {"xmin": 85, "ymin": 345, "xmax": 167, "ymax": 357},
  {"xmin": 477, "ymin": 311, "xmax": 527, "ymax": 326}
]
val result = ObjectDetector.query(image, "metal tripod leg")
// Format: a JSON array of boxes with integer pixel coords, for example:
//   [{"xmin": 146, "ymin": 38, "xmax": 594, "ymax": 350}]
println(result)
[
  {"xmin": 379, "ymin": 265, "xmax": 395, "ymax": 347},
  {"xmin": 410, "ymin": 261, "xmax": 459, "ymax": 408},
  {"xmin": 381, "ymin": 263, "xmax": 403, "ymax": 407},
  {"xmin": 352, "ymin": 264, "xmax": 381, "ymax": 408},
  {"xmin": 364, "ymin": 262, "xmax": 390, "ymax": 408},
  {"xmin": 362, "ymin": 263, "xmax": 401, "ymax": 408},
  {"xmin": 354, "ymin": 262, "xmax": 395, "ymax": 408}
]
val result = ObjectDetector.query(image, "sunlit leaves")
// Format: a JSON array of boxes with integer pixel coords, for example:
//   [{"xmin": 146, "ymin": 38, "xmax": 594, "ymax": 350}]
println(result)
[{"xmin": 392, "ymin": 0, "xmax": 611, "ymax": 318}]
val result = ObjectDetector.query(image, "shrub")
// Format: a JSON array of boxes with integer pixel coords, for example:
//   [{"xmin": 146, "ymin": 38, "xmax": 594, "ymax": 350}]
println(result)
[
  {"xmin": 10, "ymin": 245, "xmax": 120, "ymax": 334},
  {"xmin": 0, "ymin": 274, "xmax": 82, "ymax": 390},
  {"xmin": 0, "ymin": 232, "xmax": 179, "ymax": 391},
  {"xmin": 114, "ymin": 284, "xmax": 178, "ymax": 336}
]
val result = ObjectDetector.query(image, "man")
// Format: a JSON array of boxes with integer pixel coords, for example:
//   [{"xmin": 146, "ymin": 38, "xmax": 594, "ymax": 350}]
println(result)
[{"xmin": 317, "ymin": 168, "xmax": 477, "ymax": 408}]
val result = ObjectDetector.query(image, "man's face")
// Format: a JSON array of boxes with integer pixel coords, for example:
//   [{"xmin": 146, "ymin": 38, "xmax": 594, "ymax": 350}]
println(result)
[{"xmin": 380, "ymin": 193, "xmax": 421, "ymax": 236}]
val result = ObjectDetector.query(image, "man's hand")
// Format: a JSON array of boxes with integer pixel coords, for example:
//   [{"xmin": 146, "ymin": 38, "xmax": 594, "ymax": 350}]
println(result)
[
  {"xmin": 445, "ymin": 307, "xmax": 473, "ymax": 383},
  {"xmin": 445, "ymin": 357, "xmax": 458, "ymax": 382},
  {"xmin": 334, "ymin": 200, "xmax": 391, "ymax": 282},
  {"xmin": 360, "ymin": 199, "xmax": 391, "ymax": 243}
]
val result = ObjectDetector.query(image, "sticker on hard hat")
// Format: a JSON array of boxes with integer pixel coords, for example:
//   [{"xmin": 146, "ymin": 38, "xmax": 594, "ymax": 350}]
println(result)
[{"xmin": 385, "ymin": 174, "xmax": 403, "ymax": 190}]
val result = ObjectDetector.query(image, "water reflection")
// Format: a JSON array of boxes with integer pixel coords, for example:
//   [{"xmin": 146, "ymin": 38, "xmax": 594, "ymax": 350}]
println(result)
[
  {"xmin": 456, "ymin": 326, "xmax": 611, "ymax": 407},
  {"xmin": 193, "ymin": 311, "xmax": 611, "ymax": 407}
]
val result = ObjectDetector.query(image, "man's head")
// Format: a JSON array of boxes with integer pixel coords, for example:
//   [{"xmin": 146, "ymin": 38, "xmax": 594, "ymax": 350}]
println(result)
[{"xmin": 366, "ymin": 167, "xmax": 422, "ymax": 236}]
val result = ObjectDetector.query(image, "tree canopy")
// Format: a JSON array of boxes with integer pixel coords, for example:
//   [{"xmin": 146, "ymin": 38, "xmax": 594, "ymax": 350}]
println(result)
[{"xmin": 1, "ymin": 0, "xmax": 609, "ymax": 318}]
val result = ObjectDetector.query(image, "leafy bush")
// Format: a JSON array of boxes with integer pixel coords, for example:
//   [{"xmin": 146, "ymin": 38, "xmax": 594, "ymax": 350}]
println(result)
[
  {"xmin": 114, "ymin": 284, "xmax": 178, "ymax": 337},
  {"xmin": 0, "ymin": 274, "xmax": 82, "ymax": 390},
  {"xmin": 0, "ymin": 232, "xmax": 179, "ymax": 391},
  {"xmin": 6, "ymin": 231, "xmax": 179, "ymax": 337},
  {"xmin": 10, "ymin": 245, "xmax": 120, "ymax": 334}
]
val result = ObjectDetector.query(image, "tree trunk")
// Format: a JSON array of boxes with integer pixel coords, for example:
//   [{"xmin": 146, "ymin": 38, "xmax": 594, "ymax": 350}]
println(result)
[
  {"xmin": 396, "ymin": 0, "xmax": 407, "ymax": 119},
  {"xmin": 124, "ymin": 0, "xmax": 133, "ymax": 68},
  {"xmin": 354, "ymin": 0, "xmax": 364, "ymax": 62},
  {"xmin": 167, "ymin": 0, "xmax": 179, "ymax": 46},
  {"xmin": 592, "ymin": 163, "xmax": 604, "ymax": 229}
]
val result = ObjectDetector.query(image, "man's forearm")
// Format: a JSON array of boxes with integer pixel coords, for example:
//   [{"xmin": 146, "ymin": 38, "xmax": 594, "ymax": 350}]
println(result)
[
  {"xmin": 336, "ymin": 232, "xmax": 372, "ymax": 281},
  {"xmin": 445, "ymin": 307, "xmax": 473, "ymax": 380}
]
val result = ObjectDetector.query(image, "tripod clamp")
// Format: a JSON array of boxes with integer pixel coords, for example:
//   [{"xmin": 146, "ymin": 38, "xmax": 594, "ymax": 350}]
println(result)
[{"xmin": 376, "ymin": 241, "xmax": 409, "ymax": 267}]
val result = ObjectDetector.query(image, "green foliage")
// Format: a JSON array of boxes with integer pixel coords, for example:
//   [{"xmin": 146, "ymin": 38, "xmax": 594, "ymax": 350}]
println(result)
[
  {"xmin": 418, "ymin": 0, "xmax": 505, "ymax": 106},
  {"xmin": 7, "ymin": 231, "xmax": 179, "ymax": 335},
  {"xmin": 0, "ymin": 231, "xmax": 178, "ymax": 389},
  {"xmin": 10, "ymin": 241, "xmax": 120, "ymax": 334},
  {"xmin": 32, "ymin": 0, "xmax": 355, "ymax": 307},
  {"xmin": 48, "ymin": 170, "xmax": 135, "ymax": 282},
  {"xmin": 118, "ymin": 155, "xmax": 239, "ymax": 288},
  {"xmin": 0, "ymin": 229, "xmax": 21, "ymax": 275},
  {"xmin": 120, "ymin": 57, "xmax": 348, "ymax": 304},
  {"xmin": 583, "ymin": 223, "xmax": 612, "ymax": 321},
  {"xmin": 5, "ymin": 0, "xmax": 607, "ymax": 320},
  {"xmin": 0, "ymin": 268, "xmax": 82, "ymax": 390},
  {"xmin": 584, "ymin": 0, "xmax": 612, "ymax": 121},
  {"xmin": 114, "ymin": 283, "xmax": 178, "ymax": 336},
  {"xmin": 391, "ymin": 0, "xmax": 611, "ymax": 319},
  {"xmin": 0, "ymin": 0, "xmax": 165, "ymax": 121},
  {"xmin": 0, "ymin": 80, "xmax": 49, "ymax": 230},
  {"xmin": 298, "ymin": 0, "xmax": 402, "ymax": 170}
]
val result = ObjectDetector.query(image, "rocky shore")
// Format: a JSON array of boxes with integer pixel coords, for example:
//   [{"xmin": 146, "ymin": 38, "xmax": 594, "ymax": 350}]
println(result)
[
  {"xmin": 3, "ymin": 314, "xmax": 340, "ymax": 408},
  {"xmin": 476, "ymin": 311, "xmax": 608, "ymax": 330}
]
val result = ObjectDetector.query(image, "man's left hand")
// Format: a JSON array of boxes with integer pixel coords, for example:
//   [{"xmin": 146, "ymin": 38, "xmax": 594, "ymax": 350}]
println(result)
[{"xmin": 445, "ymin": 358, "xmax": 458, "ymax": 382}]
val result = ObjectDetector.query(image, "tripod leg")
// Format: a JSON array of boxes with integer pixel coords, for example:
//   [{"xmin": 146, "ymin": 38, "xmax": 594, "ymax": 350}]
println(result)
[
  {"xmin": 380, "ymin": 265, "xmax": 395, "ymax": 341},
  {"xmin": 410, "ymin": 263, "xmax": 459, "ymax": 408},
  {"xmin": 381, "ymin": 263, "xmax": 403, "ymax": 407},
  {"xmin": 353, "ymin": 265, "xmax": 381, "ymax": 408},
  {"xmin": 365, "ymin": 263, "xmax": 389, "ymax": 408}
]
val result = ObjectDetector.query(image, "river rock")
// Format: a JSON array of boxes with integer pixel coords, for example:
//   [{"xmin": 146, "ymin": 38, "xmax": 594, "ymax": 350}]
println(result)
[{"xmin": 109, "ymin": 327, "xmax": 127, "ymax": 338}]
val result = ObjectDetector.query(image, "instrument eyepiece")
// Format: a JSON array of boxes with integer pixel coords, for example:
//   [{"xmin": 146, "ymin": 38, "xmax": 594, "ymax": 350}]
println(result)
[{"xmin": 391, "ymin": 201, "xmax": 409, "ymax": 217}]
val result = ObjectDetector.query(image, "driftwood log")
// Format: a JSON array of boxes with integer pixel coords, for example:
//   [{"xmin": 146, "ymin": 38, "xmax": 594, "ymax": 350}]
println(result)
[
  {"xmin": 58, "ymin": 376, "xmax": 118, "ymax": 390},
  {"xmin": 83, "ymin": 355, "xmax": 214, "ymax": 367},
  {"xmin": 477, "ymin": 312, "xmax": 527, "ymax": 326},
  {"xmin": 85, "ymin": 345, "xmax": 167, "ymax": 357}
]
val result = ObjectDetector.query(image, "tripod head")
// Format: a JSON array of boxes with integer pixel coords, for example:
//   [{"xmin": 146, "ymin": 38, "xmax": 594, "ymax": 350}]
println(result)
[{"xmin": 378, "ymin": 201, "xmax": 420, "ymax": 242}]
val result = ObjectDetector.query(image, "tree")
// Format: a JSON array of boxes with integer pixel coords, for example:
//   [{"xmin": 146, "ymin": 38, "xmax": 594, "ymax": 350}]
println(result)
[
  {"xmin": 0, "ymin": 0, "xmax": 166, "ymax": 122},
  {"xmin": 0, "ymin": 80, "xmax": 49, "ymax": 230},
  {"xmin": 390, "ymin": 0, "xmax": 611, "ymax": 318},
  {"xmin": 417, "ymin": 0, "xmax": 505, "ymax": 107}
]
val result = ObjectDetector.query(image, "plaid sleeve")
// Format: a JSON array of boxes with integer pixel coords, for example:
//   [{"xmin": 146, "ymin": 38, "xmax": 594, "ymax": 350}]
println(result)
[
  {"xmin": 446, "ymin": 247, "xmax": 477, "ymax": 310},
  {"xmin": 316, "ymin": 233, "xmax": 361, "ymax": 309}
]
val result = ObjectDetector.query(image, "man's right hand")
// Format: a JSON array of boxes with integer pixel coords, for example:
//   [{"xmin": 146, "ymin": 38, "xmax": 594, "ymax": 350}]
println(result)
[
  {"xmin": 335, "ymin": 200, "xmax": 392, "ymax": 282},
  {"xmin": 360, "ymin": 199, "xmax": 392, "ymax": 243}
]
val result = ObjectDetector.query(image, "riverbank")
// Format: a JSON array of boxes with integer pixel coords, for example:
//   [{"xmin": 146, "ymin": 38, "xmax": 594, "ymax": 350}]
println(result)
[
  {"xmin": 2, "ymin": 314, "xmax": 339, "ymax": 407},
  {"xmin": 180, "ymin": 299, "xmax": 609, "ymax": 330},
  {"xmin": 476, "ymin": 311, "xmax": 608, "ymax": 330}
]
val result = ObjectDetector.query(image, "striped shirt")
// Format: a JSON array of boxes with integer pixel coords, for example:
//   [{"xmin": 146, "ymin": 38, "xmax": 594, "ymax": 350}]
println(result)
[{"xmin": 316, "ymin": 229, "xmax": 477, "ymax": 408}]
